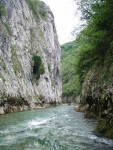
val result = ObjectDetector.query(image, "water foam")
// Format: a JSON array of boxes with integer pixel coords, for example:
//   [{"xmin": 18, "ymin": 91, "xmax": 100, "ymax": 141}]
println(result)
[
  {"xmin": 89, "ymin": 135, "xmax": 113, "ymax": 146},
  {"xmin": 0, "ymin": 129, "xmax": 10, "ymax": 135},
  {"xmin": 28, "ymin": 118, "xmax": 51, "ymax": 129}
]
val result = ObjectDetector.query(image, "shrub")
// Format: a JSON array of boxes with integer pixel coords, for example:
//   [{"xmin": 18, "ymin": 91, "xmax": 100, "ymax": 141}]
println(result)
[
  {"xmin": 33, "ymin": 55, "xmax": 45, "ymax": 79},
  {"xmin": 27, "ymin": 0, "xmax": 47, "ymax": 19},
  {"xmin": 11, "ymin": 45, "xmax": 23, "ymax": 74},
  {"xmin": 3, "ymin": 22, "xmax": 12, "ymax": 36},
  {"xmin": 38, "ymin": 94, "xmax": 44, "ymax": 101},
  {"xmin": 0, "ymin": 1, "xmax": 7, "ymax": 17}
]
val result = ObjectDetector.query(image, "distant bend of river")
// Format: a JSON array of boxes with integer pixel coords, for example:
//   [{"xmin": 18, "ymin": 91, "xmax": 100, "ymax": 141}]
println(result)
[{"xmin": 0, "ymin": 105, "xmax": 113, "ymax": 150}]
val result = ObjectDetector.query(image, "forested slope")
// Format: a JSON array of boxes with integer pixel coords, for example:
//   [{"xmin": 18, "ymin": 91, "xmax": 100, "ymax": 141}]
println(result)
[{"xmin": 61, "ymin": 41, "xmax": 80, "ymax": 102}]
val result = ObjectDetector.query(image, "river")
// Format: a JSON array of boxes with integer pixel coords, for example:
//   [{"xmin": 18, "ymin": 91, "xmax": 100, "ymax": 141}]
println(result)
[{"xmin": 0, "ymin": 105, "xmax": 113, "ymax": 150}]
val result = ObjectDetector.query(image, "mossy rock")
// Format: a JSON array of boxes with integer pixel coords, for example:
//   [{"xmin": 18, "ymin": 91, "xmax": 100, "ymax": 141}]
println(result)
[
  {"xmin": 85, "ymin": 111, "xmax": 96, "ymax": 118},
  {"xmin": 96, "ymin": 118, "xmax": 113, "ymax": 139},
  {"xmin": 96, "ymin": 119, "xmax": 108, "ymax": 133},
  {"xmin": 105, "ymin": 127, "xmax": 113, "ymax": 139}
]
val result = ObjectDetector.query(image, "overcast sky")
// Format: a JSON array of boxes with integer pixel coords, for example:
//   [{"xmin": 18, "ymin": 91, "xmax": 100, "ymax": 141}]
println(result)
[{"xmin": 42, "ymin": 0, "xmax": 80, "ymax": 45}]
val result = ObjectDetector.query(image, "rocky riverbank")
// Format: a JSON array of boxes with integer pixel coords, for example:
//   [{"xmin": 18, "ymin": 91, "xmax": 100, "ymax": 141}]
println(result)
[{"xmin": 75, "ymin": 101, "xmax": 113, "ymax": 139}]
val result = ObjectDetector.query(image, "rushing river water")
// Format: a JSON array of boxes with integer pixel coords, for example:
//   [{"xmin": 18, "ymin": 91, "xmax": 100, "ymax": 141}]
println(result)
[{"xmin": 0, "ymin": 105, "xmax": 113, "ymax": 150}]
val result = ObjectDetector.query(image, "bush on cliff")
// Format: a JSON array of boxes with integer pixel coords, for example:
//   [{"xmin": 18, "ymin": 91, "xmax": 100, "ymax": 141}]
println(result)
[
  {"xmin": 27, "ymin": 0, "xmax": 47, "ymax": 19},
  {"xmin": 0, "ymin": 1, "xmax": 6, "ymax": 17},
  {"xmin": 33, "ymin": 55, "xmax": 45, "ymax": 79}
]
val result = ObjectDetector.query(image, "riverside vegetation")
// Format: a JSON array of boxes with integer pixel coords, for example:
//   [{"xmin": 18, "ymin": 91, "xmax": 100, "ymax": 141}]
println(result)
[{"xmin": 61, "ymin": 0, "xmax": 113, "ymax": 138}]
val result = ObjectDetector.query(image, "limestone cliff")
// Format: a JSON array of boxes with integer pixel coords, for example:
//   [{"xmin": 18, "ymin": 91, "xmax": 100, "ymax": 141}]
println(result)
[
  {"xmin": 80, "ymin": 67, "xmax": 113, "ymax": 138},
  {"xmin": 0, "ymin": 0, "xmax": 62, "ymax": 114}
]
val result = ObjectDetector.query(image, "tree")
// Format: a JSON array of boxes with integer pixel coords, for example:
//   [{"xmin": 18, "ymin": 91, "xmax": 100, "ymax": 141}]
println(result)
[{"xmin": 74, "ymin": 0, "xmax": 113, "ymax": 83}]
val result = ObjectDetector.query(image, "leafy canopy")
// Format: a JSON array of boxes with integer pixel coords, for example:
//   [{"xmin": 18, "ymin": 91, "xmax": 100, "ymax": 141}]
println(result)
[
  {"xmin": 62, "ymin": 0, "xmax": 113, "ymax": 100},
  {"xmin": 75, "ymin": 0, "xmax": 113, "ymax": 83}
]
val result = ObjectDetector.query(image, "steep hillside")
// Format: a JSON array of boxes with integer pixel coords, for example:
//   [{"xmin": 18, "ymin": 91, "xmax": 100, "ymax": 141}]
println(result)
[
  {"xmin": 61, "ymin": 41, "xmax": 80, "ymax": 102},
  {"xmin": 73, "ymin": 0, "xmax": 113, "ymax": 138},
  {"xmin": 0, "ymin": 0, "xmax": 62, "ymax": 114}
]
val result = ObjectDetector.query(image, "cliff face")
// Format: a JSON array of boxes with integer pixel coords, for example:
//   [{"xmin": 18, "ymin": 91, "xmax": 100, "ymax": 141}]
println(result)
[
  {"xmin": 81, "ymin": 67, "xmax": 113, "ymax": 111},
  {"xmin": 0, "ymin": 0, "xmax": 62, "ymax": 114},
  {"xmin": 80, "ymin": 67, "xmax": 113, "ymax": 138}
]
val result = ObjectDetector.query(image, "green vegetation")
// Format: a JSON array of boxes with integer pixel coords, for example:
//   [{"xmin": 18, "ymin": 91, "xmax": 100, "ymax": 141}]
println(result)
[
  {"xmin": 0, "ymin": 22, "xmax": 12, "ymax": 38},
  {"xmin": 27, "ymin": 0, "xmax": 47, "ymax": 19},
  {"xmin": 3, "ymin": 22, "xmax": 12, "ymax": 36},
  {"xmin": 96, "ymin": 118, "xmax": 113, "ymax": 139},
  {"xmin": 48, "ymin": 63, "xmax": 51, "ymax": 72},
  {"xmin": 62, "ymin": 0, "xmax": 113, "ymax": 96},
  {"xmin": 61, "ymin": 41, "xmax": 80, "ymax": 98},
  {"xmin": 0, "ymin": 1, "xmax": 7, "ymax": 17},
  {"xmin": 33, "ymin": 55, "xmax": 45, "ymax": 79},
  {"xmin": 75, "ymin": 0, "xmax": 113, "ymax": 84},
  {"xmin": 0, "ymin": 59, "xmax": 6, "ymax": 70},
  {"xmin": 11, "ymin": 45, "xmax": 23, "ymax": 74},
  {"xmin": 5, "ymin": 96, "xmax": 29, "ymax": 107},
  {"xmin": 38, "ymin": 94, "xmax": 44, "ymax": 101},
  {"xmin": 62, "ymin": 0, "xmax": 113, "ymax": 138},
  {"xmin": 0, "ymin": 21, "xmax": 12, "ymax": 37},
  {"xmin": 0, "ymin": 73, "xmax": 5, "ymax": 82}
]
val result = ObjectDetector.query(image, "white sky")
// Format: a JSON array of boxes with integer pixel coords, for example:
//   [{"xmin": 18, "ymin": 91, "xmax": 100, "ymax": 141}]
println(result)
[{"xmin": 41, "ymin": 0, "xmax": 81, "ymax": 45}]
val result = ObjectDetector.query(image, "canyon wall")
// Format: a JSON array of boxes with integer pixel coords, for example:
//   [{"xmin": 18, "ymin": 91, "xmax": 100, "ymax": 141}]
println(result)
[{"xmin": 0, "ymin": 0, "xmax": 62, "ymax": 114}]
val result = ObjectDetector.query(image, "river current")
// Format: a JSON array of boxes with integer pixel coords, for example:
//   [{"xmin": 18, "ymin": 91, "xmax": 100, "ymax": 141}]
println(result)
[{"xmin": 0, "ymin": 105, "xmax": 113, "ymax": 150}]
